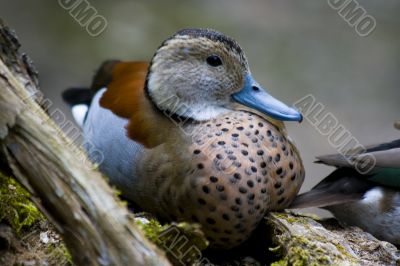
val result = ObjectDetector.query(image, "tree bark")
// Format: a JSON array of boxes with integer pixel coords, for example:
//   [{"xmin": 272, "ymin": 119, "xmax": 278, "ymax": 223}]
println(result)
[
  {"xmin": 0, "ymin": 19, "xmax": 170, "ymax": 266},
  {"xmin": 267, "ymin": 212, "xmax": 399, "ymax": 266}
]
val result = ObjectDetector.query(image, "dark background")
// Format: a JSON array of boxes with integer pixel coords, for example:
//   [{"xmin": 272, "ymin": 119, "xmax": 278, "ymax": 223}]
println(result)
[{"xmin": 1, "ymin": 0, "xmax": 399, "ymax": 214}]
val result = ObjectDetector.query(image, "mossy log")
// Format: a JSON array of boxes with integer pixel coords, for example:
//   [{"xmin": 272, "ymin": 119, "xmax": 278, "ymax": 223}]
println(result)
[
  {"xmin": 0, "ymin": 19, "xmax": 170, "ymax": 266},
  {"xmin": 0, "ymin": 18, "xmax": 399, "ymax": 266},
  {"xmin": 267, "ymin": 212, "xmax": 399, "ymax": 266}
]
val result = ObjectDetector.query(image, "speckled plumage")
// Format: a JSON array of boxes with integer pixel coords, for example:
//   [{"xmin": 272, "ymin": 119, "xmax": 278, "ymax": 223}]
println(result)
[
  {"xmin": 133, "ymin": 111, "xmax": 304, "ymax": 248},
  {"xmin": 63, "ymin": 28, "xmax": 304, "ymax": 249}
]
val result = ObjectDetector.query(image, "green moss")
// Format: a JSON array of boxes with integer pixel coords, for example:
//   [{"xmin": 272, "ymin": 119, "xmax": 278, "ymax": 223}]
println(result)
[
  {"xmin": 273, "ymin": 211, "xmax": 320, "ymax": 224},
  {"xmin": 135, "ymin": 218, "xmax": 208, "ymax": 265},
  {"xmin": 46, "ymin": 242, "xmax": 73, "ymax": 265},
  {"xmin": 0, "ymin": 172, "xmax": 44, "ymax": 233},
  {"xmin": 270, "ymin": 259, "xmax": 287, "ymax": 266},
  {"xmin": 135, "ymin": 217, "xmax": 170, "ymax": 243},
  {"xmin": 269, "ymin": 213, "xmax": 357, "ymax": 266},
  {"xmin": 272, "ymin": 236, "xmax": 330, "ymax": 266},
  {"xmin": 172, "ymin": 222, "xmax": 208, "ymax": 251},
  {"xmin": 135, "ymin": 217, "xmax": 208, "ymax": 249},
  {"xmin": 0, "ymin": 172, "xmax": 73, "ymax": 265}
]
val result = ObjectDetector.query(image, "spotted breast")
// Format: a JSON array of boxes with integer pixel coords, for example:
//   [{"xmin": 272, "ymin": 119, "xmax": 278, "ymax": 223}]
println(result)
[{"xmin": 136, "ymin": 112, "xmax": 304, "ymax": 248}]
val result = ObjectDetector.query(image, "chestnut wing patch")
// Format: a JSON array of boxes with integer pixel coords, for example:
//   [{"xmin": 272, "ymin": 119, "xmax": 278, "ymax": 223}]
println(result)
[
  {"xmin": 99, "ymin": 61, "xmax": 173, "ymax": 148},
  {"xmin": 100, "ymin": 61, "xmax": 149, "ymax": 119}
]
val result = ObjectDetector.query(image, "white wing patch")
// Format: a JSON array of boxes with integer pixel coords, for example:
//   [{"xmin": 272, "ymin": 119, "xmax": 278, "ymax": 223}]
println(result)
[
  {"xmin": 72, "ymin": 104, "xmax": 89, "ymax": 127},
  {"xmin": 361, "ymin": 187, "xmax": 383, "ymax": 205}
]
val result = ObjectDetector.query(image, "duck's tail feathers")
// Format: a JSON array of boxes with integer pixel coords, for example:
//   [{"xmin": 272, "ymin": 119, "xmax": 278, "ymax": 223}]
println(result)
[
  {"xmin": 288, "ymin": 189, "xmax": 363, "ymax": 209},
  {"xmin": 288, "ymin": 168, "xmax": 374, "ymax": 209},
  {"xmin": 62, "ymin": 60, "xmax": 122, "ymax": 127},
  {"xmin": 62, "ymin": 87, "xmax": 94, "ymax": 127}
]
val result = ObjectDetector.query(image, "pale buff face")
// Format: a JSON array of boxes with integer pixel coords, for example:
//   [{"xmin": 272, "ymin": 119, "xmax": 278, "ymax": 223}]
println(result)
[{"xmin": 147, "ymin": 33, "xmax": 250, "ymax": 121}]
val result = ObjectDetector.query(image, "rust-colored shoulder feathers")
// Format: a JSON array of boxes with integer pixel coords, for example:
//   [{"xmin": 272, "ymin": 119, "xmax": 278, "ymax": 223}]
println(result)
[{"xmin": 96, "ymin": 61, "xmax": 175, "ymax": 148}]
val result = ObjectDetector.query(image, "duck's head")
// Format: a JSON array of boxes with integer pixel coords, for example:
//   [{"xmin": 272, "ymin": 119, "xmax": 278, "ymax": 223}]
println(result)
[{"xmin": 146, "ymin": 28, "xmax": 302, "ymax": 122}]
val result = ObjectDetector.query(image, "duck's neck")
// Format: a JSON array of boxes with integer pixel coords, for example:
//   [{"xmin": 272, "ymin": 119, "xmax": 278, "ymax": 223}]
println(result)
[{"xmin": 146, "ymin": 91, "xmax": 231, "ymax": 122}]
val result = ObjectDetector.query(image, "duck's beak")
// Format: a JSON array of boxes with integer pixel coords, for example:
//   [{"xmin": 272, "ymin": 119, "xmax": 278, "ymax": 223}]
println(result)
[{"xmin": 232, "ymin": 74, "xmax": 302, "ymax": 122}]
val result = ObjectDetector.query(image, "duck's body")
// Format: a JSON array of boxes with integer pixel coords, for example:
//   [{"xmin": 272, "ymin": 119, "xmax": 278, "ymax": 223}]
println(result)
[
  {"xmin": 290, "ymin": 139, "xmax": 400, "ymax": 246},
  {"xmin": 133, "ymin": 109, "xmax": 303, "ymax": 248},
  {"xmin": 64, "ymin": 29, "xmax": 304, "ymax": 248},
  {"xmin": 82, "ymin": 88, "xmax": 144, "ymax": 194}
]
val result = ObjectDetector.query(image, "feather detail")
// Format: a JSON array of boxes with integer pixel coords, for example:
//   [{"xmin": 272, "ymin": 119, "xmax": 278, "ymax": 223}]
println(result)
[
  {"xmin": 316, "ymin": 139, "xmax": 400, "ymax": 188},
  {"xmin": 289, "ymin": 168, "xmax": 374, "ymax": 209},
  {"xmin": 100, "ymin": 61, "xmax": 149, "ymax": 119},
  {"xmin": 291, "ymin": 138, "xmax": 400, "ymax": 210},
  {"xmin": 99, "ymin": 61, "xmax": 177, "ymax": 148},
  {"xmin": 90, "ymin": 60, "xmax": 121, "ymax": 91},
  {"xmin": 316, "ymin": 139, "xmax": 400, "ymax": 169},
  {"xmin": 125, "ymin": 93, "xmax": 178, "ymax": 148}
]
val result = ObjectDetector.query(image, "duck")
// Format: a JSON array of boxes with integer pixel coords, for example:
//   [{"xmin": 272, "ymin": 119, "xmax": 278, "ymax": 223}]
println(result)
[
  {"xmin": 63, "ymin": 28, "xmax": 304, "ymax": 249},
  {"xmin": 289, "ymin": 137, "xmax": 400, "ymax": 246}
]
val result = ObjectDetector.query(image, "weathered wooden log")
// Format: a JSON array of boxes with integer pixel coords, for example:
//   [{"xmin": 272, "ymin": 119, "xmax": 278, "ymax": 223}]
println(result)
[
  {"xmin": 266, "ymin": 212, "xmax": 399, "ymax": 266},
  {"xmin": 0, "ymin": 19, "xmax": 170, "ymax": 266}
]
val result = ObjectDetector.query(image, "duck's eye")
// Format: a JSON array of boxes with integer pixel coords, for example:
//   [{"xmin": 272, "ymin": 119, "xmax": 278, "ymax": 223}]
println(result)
[{"xmin": 206, "ymin": 55, "xmax": 223, "ymax": 67}]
